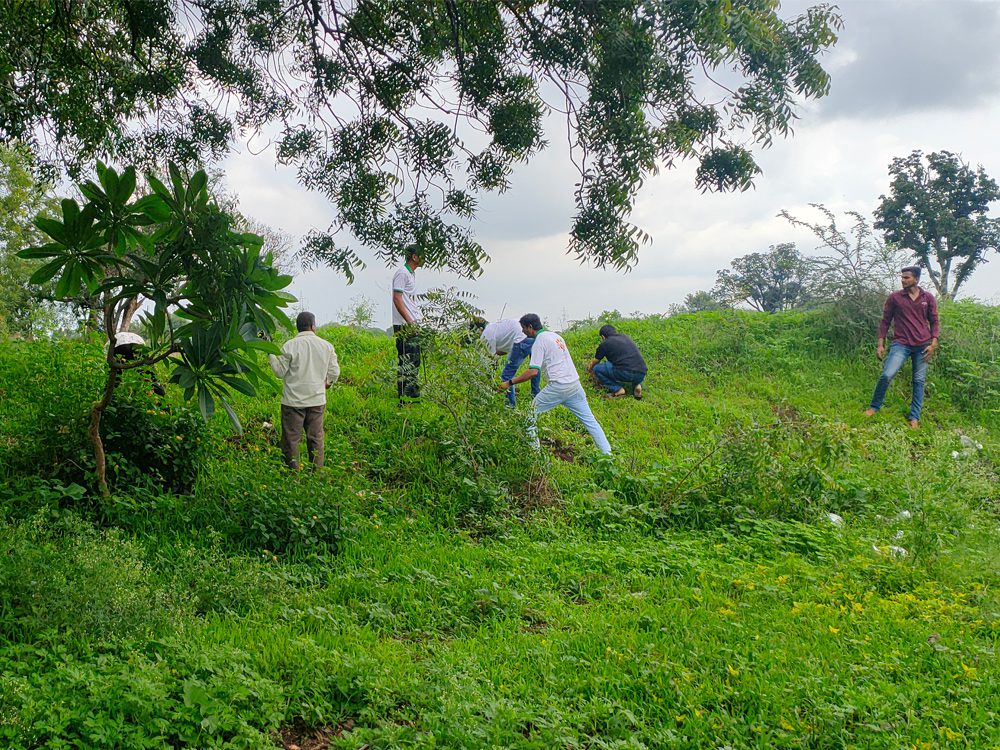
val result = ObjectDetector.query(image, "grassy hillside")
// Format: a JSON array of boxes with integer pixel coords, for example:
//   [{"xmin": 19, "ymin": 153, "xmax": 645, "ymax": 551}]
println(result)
[{"xmin": 1, "ymin": 303, "xmax": 998, "ymax": 749}]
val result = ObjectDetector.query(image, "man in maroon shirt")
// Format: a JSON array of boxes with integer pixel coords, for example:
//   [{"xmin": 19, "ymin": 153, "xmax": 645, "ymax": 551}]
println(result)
[{"xmin": 864, "ymin": 266, "xmax": 939, "ymax": 428}]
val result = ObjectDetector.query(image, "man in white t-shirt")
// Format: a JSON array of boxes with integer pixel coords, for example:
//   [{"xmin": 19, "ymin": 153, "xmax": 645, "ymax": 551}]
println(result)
[
  {"xmin": 498, "ymin": 313, "xmax": 611, "ymax": 455},
  {"xmin": 472, "ymin": 318, "xmax": 541, "ymax": 406},
  {"xmin": 269, "ymin": 311, "xmax": 340, "ymax": 469},
  {"xmin": 391, "ymin": 248, "xmax": 423, "ymax": 401}
]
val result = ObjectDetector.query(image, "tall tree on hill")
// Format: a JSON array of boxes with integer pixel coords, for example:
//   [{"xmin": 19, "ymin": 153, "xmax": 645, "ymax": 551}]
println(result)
[
  {"xmin": 714, "ymin": 243, "xmax": 812, "ymax": 314},
  {"xmin": 1, "ymin": 1, "xmax": 841, "ymax": 277},
  {"xmin": 874, "ymin": 150, "xmax": 1000, "ymax": 300}
]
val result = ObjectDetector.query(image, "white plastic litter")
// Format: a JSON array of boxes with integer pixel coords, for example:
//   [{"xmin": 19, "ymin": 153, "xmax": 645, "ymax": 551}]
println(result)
[
  {"xmin": 896, "ymin": 510, "xmax": 912, "ymax": 521},
  {"xmin": 827, "ymin": 513, "xmax": 844, "ymax": 526},
  {"xmin": 894, "ymin": 530, "xmax": 905, "ymax": 541}
]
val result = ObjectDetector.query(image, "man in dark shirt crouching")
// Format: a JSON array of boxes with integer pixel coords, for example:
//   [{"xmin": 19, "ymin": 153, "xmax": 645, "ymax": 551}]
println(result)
[
  {"xmin": 587, "ymin": 324, "xmax": 648, "ymax": 399},
  {"xmin": 864, "ymin": 266, "xmax": 939, "ymax": 429}
]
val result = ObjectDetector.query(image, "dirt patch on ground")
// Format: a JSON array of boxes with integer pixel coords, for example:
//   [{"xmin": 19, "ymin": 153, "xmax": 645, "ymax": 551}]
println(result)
[
  {"xmin": 770, "ymin": 402, "xmax": 802, "ymax": 424},
  {"xmin": 540, "ymin": 436, "xmax": 576, "ymax": 462},
  {"xmin": 277, "ymin": 720, "xmax": 356, "ymax": 750},
  {"xmin": 511, "ymin": 472, "xmax": 562, "ymax": 513}
]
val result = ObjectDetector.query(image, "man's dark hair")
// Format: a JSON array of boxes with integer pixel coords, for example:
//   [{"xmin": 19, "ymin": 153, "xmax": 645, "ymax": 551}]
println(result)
[
  {"xmin": 296, "ymin": 311, "xmax": 317, "ymax": 331},
  {"xmin": 902, "ymin": 265, "xmax": 922, "ymax": 279},
  {"xmin": 519, "ymin": 313, "xmax": 542, "ymax": 331},
  {"xmin": 599, "ymin": 324, "xmax": 618, "ymax": 338},
  {"xmin": 468, "ymin": 317, "xmax": 487, "ymax": 332}
]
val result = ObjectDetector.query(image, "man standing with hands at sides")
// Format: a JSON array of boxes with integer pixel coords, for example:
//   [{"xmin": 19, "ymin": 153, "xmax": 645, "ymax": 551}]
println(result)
[
  {"xmin": 392, "ymin": 248, "xmax": 423, "ymax": 403},
  {"xmin": 269, "ymin": 311, "xmax": 340, "ymax": 470},
  {"xmin": 864, "ymin": 266, "xmax": 939, "ymax": 429},
  {"xmin": 500, "ymin": 314, "xmax": 612, "ymax": 456}
]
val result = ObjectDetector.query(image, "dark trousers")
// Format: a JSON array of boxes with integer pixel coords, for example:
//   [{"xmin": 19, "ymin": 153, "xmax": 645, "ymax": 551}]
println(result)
[
  {"xmin": 280, "ymin": 404, "xmax": 326, "ymax": 469},
  {"xmin": 394, "ymin": 325, "xmax": 421, "ymax": 399}
]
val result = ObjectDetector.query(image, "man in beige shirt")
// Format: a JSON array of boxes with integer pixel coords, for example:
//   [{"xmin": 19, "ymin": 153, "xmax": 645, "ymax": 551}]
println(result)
[{"xmin": 269, "ymin": 311, "xmax": 340, "ymax": 469}]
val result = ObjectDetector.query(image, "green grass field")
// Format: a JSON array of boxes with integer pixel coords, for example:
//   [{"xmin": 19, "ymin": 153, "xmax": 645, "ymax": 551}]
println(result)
[{"xmin": 1, "ymin": 304, "xmax": 998, "ymax": 749}]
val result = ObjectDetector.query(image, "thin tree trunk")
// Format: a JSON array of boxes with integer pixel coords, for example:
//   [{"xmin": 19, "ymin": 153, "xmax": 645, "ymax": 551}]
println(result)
[
  {"xmin": 89, "ymin": 366, "xmax": 120, "ymax": 499},
  {"xmin": 118, "ymin": 296, "xmax": 142, "ymax": 332}
]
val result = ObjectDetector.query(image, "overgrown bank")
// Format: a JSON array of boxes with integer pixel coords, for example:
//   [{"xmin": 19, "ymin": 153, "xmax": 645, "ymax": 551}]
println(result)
[{"xmin": 1, "ymin": 304, "xmax": 998, "ymax": 748}]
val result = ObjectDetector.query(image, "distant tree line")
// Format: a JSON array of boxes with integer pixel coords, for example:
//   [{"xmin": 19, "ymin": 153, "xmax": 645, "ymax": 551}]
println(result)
[{"xmin": 675, "ymin": 150, "xmax": 1000, "ymax": 315}]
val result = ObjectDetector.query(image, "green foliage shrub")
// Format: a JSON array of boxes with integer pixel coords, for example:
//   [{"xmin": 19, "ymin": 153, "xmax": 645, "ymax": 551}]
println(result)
[
  {"xmin": 0, "ymin": 640, "xmax": 285, "ymax": 749},
  {"xmin": 802, "ymin": 289, "xmax": 886, "ymax": 353},
  {"xmin": 191, "ymin": 461, "xmax": 345, "ymax": 557},
  {"xmin": 0, "ymin": 511, "xmax": 177, "ymax": 645},
  {"xmin": 100, "ymin": 384, "xmax": 209, "ymax": 495},
  {"xmin": 0, "ymin": 340, "xmax": 104, "ymax": 479},
  {"xmin": 0, "ymin": 341, "xmax": 211, "ymax": 495},
  {"xmin": 932, "ymin": 300, "xmax": 1000, "ymax": 417}
]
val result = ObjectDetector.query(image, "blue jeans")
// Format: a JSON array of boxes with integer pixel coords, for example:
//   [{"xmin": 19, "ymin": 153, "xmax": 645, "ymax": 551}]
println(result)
[
  {"xmin": 592, "ymin": 361, "xmax": 646, "ymax": 393},
  {"xmin": 501, "ymin": 337, "xmax": 541, "ymax": 406},
  {"xmin": 869, "ymin": 342, "xmax": 928, "ymax": 421},
  {"xmin": 529, "ymin": 381, "xmax": 612, "ymax": 455}
]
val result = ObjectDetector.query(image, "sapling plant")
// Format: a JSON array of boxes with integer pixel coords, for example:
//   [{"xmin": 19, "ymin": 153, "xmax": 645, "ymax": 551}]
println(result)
[{"xmin": 19, "ymin": 162, "xmax": 294, "ymax": 497}]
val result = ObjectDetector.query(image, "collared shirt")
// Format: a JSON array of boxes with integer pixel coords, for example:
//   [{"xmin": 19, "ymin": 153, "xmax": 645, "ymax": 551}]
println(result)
[
  {"xmin": 269, "ymin": 331, "xmax": 340, "ymax": 408},
  {"xmin": 878, "ymin": 287, "xmax": 940, "ymax": 346},
  {"xmin": 391, "ymin": 264, "xmax": 421, "ymax": 325},
  {"xmin": 529, "ymin": 330, "xmax": 580, "ymax": 385},
  {"xmin": 480, "ymin": 319, "xmax": 525, "ymax": 355}
]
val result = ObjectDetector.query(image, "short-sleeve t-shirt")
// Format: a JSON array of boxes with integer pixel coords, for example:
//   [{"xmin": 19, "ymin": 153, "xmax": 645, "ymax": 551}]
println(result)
[
  {"xmin": 481, "ymin": 319, "xmax": 525, "ymax": 355},
  {"xmin": 594, "ymin": 333, "xmax": 647, "ymax": 374},
  {"xmin": 391, "ymin": 264, "xmax": 420, "ymax": 326},
  {"xmin": 529, "ymin": 330, "xmax": 579, "ymax": 385}
]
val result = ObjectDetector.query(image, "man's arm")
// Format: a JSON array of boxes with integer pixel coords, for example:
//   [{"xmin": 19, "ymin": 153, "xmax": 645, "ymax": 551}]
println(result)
[
  {"xmin": 876, "ymin": 295, "xmax": 895, "ymax": 359},
  {"xmin": 924, "ymin": 295, "xmax": 940, "ymax": 360},
  {"xmin": 586, "ymin": 358, "xmax": 599, "ymax": 373},
  {"xmin": 325, "ymin": 346, "xmax": 340, "ymax": 388},
  {"xmin": 499, "ymin": 367, "xmax": 540, "ymax": 390},
  {"xmin": 392, "ymin": 290, "xmax": 415, "ymax": 324},
  {"xmin": 269, "ymin": 344, "xmax": 290, "ymax": 378}
]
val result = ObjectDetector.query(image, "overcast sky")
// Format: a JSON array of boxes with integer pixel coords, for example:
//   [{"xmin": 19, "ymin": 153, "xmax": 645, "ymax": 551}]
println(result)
[{"xmin": 221, "ymin": 0, "xmax": 1000, "ymax": 329}]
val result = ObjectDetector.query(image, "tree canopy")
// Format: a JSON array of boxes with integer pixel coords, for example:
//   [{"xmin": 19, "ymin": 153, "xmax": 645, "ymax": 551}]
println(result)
[
  {"xmin": 2, "ymin": 0, "xmax": 841, "ymax": 278},
  {"xmin": 875, "ymin": 150, "xmax": 1000, "ymax": 300},
  {"xmin": 714, "ymin": 242, "xmax": 811, "ymax": 313}
]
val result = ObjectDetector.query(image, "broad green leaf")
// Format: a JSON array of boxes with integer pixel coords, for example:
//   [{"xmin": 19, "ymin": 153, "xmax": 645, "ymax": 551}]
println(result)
[
  {"xmin": 33, "ymin": 216, "xmax": 67, "ymax": 243},
  {"xmin": 187, "ymin": 170, "xmax": 207, "ymax": 204},
  {"xmin": 29, "ymin": 257, "xmax": 67, "ymax": 285},
  {"xmin": 217, "ymin": 394, "xmax": 243, "ymax": 434},
  {"xmin": 17, "ymin": 243, "xmax": 62, "ymax": 260},
  {"xmin": 118, "ymin": 166, "xmax": 137, "ymax": 203},
  {"xmin": 133, "ymin": 194, "xmax": 172, "ymax": 222},
  {"xmin": 219, "ymin": 375, "xmax": 256, "ymax": 397},
  {"xmin": 197, "ymin": 385, "xmax": 215, "ymax": 421}
]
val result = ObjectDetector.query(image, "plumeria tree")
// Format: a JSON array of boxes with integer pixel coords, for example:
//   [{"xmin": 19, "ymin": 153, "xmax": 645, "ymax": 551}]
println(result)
[{"xmin": 20, "ymin": 162, "xmax": 294, "ymax": 497}]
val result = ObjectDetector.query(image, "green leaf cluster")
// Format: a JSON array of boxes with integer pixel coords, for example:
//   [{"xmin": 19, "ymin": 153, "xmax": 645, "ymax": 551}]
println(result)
[
  {"xmin": 18, "ymin": 161, "xmax": 295, "ymax": 431},
  {"xmin": 4, "ymin": 0, "xmax": 842, "ymax": 276}
]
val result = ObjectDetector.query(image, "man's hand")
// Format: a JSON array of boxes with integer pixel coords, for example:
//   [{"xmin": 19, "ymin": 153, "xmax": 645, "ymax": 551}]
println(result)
[
  {"xmin": 924, "ymin": 341, "xmax": 938, "ymax": 361},
  {"xmin": 498, "ymin": 379, "xmax": 511, "ymax": 392},
  {"xmin": 876, "ymin": 341, "xmax": 885, "ymax": 360}
]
